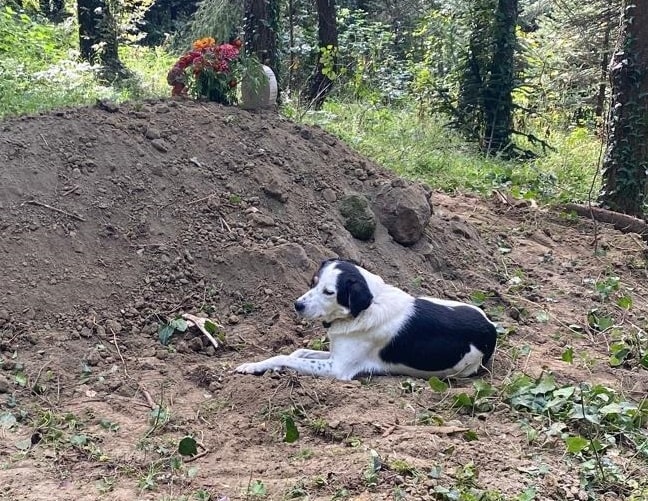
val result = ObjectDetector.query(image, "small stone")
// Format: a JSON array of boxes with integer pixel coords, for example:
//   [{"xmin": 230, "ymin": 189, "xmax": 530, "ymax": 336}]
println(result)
[
  {"xmin": 0, "ymin": 309, "xmax": 9, "ymax": 320},
  {"xmin": 204, "ymin": 345, "xmax": 216, "ymax": 356},
  {"xmin": 322, "ymin": 188, "xmax": 336, "ymax": 203},
  {"xmin": 105, "ymin": 320, "xmax": 122, "ymax": 333},
  {"xmin": 144, "ymin": 127, "xmax": 162, "ymax": 140},
  {"xmin": 150, "ymin": 139, "xmax": 169, "ymax": 152},
  {"xmin": 86, "ymin": 350, "xmax": 102, "ymax": 367},
  {"xmin": 250, "ymin": 213, "xmax": 276, "ymax": 227},
  {"xmin": 299, "ymin": 129, "xmax": 313, "ymax": 140},
  {"xmin": 228, "ymin": 314, "xmax": 240, "ymax": 325},
  {"xmin": 155, "ymin": 349, "xmax": 169, "ymax": 360},
  {"xmin": 80, "ymin": 327, "xmax": 92, "ymax": 338},
  {"xmin": 188, "ymin": 337, "xmax": 204, "ymax": 352},
  {"xmin": 2, "ymin": 360, "xmax": 16, "ymax": 371},
  {"xmin": 0, "ymin": 376, "xmax": 10, "ymax": 393}
]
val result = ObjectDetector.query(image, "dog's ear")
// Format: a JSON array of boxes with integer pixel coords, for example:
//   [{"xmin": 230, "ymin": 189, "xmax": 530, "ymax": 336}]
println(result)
[{"xmin": 337, "ymin": 275, "xmax": 373, "ymax": 317}]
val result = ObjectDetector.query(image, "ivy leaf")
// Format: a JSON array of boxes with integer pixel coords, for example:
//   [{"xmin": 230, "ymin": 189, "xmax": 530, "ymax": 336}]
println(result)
[
  {"xmin": 561, "ymin": 346, "xmax": 574, "ymax": 364},
  {"xmin": 282, "ymin": 415, "xmax": 299, "ymax": 443},
  {"xmin": 452, "ymin": 393, "xmax": 473, "ymax": 408},
  {"xmin": 15, "ymin": 438, "xmax": 32, "ymax": 451},
  {"xmin": 14, "ymin": 372, "xmax": 27, "ymax": 387},
  {"xmin": 178, "ymin": 436, "xmax": 198, "ymax": 456},
  {"xmin": 0, "ymin": 412, "xmax": 17, "ymax": 430},
  {"xmin": 428, "ymin": 377, "xmax": 449, "ymax": 393},
  {"xmin": 70, "ymin": 434, "xmax": 88, "ymax": 447},
  {"xmin": 565, "ymin": 435, "xmax": 589, "ymax": 454},
  {"xmin": 529, "ymin": 373, "xmax": 556, "ymax": 395},
  {"xmin": 158, "ymin": 324, "xmax": 175, "ymax": 346},
  {"xmin": 616, "ymin": 295, "xmax": 632, "ymax": 310},
  {"xmin": 170, "ymin": 318, "xmax": 188, "ymax": 332}
]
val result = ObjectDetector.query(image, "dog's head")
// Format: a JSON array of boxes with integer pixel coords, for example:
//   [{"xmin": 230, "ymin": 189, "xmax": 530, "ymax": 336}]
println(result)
[{"xmin": 294, "ymin": 259, "xmax": 374, "ymax": 325}]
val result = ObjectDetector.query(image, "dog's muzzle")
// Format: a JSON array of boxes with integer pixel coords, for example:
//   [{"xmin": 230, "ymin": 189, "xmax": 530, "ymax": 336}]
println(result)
[{"xmin": 294, "ymin": 300, "xmax": 306, "ymax": 314}]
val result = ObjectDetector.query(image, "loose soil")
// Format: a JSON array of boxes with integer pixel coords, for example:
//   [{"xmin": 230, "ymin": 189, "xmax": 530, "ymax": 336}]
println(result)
[{"xmin": 0, "ymin": 100, "xmax": 647, "ymax": 501}]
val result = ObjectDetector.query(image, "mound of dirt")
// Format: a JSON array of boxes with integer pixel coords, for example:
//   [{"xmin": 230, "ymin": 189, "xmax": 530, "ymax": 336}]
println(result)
[
  {"xmin": 1, "ymin": 100, "xmax": 647, "ymax": 500},
  {"xmin": 0, "ymin": 99, "xmax": 491, "ymax": 336}
]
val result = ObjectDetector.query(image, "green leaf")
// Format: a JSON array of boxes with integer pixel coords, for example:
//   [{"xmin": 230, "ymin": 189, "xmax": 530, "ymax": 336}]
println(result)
[
  {"xmin": 178, "ymin": 436, "xmax": 198, "ymax": 456},
  {"xmin": 248, "ymin": 480, "xmax": 267, "ymax": 497},
  {"xmin": 561, "ymin": 346, "xmax": 574, "ymax": 364},
  {"xmin": 473, "ymin": 380, "xmax": 495, "ymax": 398},
  {"xmin": 428, "ymin": 376, "xmax": 449, "ymax": 392},
  {"xmin": 616, "ymin": 295, "xmax": 632, "ymax": 310},
  {"xmin": 282, "ymin": 415, "xmax": 299, "ymax": 443},
  {"xmin": 0, "ymin": 412, "xmax": 17, "ymax": 430},
  {"xmin": 204, "ymin": 320, "xmax": 218, "ymax": 334},
  {"xmin": 529, "ymin": 373, "xmax": 556, "ymax": 395},
  {"xmin": 565, "ymin": 435, "xmax": 589, "ymax": 454},
  {"xmin": 452, "ymin": 393, "xmax": 473, "ymax": 408},
  {"xmin": 15, "ymin": 438, "xmax": 32, "ymax": 451},
  {"xmin": 70, "ymin": 434, "xmax": 88, "ymax": 446},
  {"xmin": 640, "ymin": 353, "xmax": 648, "ymax": 369},
  {"xmin": 463, "ymin": 430, "xmax": 478, "ymax": 441},
  {"xmin": 14, "ymin": 372, "xmax": 27, "ymax": 387},
  {"xmin": 170, "ymin": 318, "xmax": 188, "ymax": 332},
  {"xmin": 535, "ymin": 310, "xmax": 550, "ymax": 323},
  {"xmin": 158, "ymin": 323, "xmax": 175, "ymax": 345}
]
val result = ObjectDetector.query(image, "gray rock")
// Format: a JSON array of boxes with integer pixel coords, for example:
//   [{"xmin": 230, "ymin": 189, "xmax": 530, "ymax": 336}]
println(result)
[
  {"xmin": 338, "ymin": 194, "xmax": 376, "ymax": 241},
  {"xmin": 373, "ymin": 183, "xmax": 432, "ymax": 246},
  {"xmin": 322, "ymin": 188, "xmax": 337, "ymax": 203}
]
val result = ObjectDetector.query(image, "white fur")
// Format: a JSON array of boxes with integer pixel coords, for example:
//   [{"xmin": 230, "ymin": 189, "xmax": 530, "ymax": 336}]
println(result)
[{"xmin": 235, "ymin": 260, "xmax": 496, "ymax": 381}]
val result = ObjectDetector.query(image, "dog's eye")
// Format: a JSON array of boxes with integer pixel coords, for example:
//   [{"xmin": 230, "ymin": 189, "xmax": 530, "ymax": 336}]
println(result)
[{"xmin": 323, "ymin": 289, "xmax": 335, "ymax": 296}]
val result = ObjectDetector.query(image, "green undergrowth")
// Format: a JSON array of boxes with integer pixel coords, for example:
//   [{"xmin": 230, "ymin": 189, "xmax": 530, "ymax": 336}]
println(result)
[
  {"xmin": 0, "ymin": 6, "xmax": 173, "ymax": 118},
  {"xmin": 294, "ymin": 101, "xmax": 601, "ymax": 205}
]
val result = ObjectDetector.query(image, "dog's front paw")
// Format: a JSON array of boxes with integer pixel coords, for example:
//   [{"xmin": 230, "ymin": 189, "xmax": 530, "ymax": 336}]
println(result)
[{"xmin": 235, "ymin": 361, "xmax": 276, "ymax": 375}]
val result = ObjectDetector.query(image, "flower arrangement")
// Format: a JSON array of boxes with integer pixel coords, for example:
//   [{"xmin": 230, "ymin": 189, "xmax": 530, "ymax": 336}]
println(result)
[{"xmin": 167, "ymin": 37, "xmax": 242, "ymax": 105}]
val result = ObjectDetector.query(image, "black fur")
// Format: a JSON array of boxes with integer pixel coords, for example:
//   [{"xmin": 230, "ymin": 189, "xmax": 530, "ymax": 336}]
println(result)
[
  {"xmin": 334, "ymin": 261, "xmax": 373, "ymax": 317},
  {"xmin": 379, "ymin": 298, "xmax": 496, "ymax": 373}
]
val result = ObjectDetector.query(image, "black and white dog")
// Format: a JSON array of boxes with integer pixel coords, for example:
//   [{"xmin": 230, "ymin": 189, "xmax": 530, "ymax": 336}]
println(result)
[{"xmin": 235, "ymin": 259, "xmax": 497, "ymax": 381}]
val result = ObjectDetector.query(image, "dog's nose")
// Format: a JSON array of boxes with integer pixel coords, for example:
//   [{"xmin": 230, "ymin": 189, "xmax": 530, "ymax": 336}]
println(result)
[{"xmin": 294, "ymin": 300, "xmax": 305, "ymax": 313}]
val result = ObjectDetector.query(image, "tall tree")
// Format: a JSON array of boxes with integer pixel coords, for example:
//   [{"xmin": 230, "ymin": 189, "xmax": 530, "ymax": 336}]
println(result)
[
  {"xmin": 244, "ymin": 0, "xmax": 280, "ymax": 80},
  {"xmin": 77, "ymin": 0, "xmax": 125, "ymax": 78},
  {"xmin": 457, "ymin": 0, "xmax": 518, "ymax": 154},
  {"xmin": 600, "ymin": 1, "xmax": 648, "ymax": 217},
  {"xmin": 307, "ymin": 0, "xmax": 338, "ymax": 109},
  {"xmin": 39, "ymin": 0, "xmax": 66, "ymax": 22}
]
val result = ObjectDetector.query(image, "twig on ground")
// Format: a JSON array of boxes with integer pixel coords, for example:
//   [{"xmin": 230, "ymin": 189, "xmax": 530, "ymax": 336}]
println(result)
[
  {"xmin": 109, "ymin": 326, "xmax": 156, "ymax": 409},
  {"xmin": 22, "ymin": 199, "xmax": 86, "ymax": 222}
]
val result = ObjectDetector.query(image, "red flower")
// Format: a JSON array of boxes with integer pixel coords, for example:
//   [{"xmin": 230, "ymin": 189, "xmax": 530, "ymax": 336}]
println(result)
[{"xmin": 219, "ymin": 43, "xmax": 239, "ymax": 62}]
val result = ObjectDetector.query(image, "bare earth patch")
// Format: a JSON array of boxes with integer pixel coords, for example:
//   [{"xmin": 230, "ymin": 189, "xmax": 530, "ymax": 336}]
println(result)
[{"xmin": 0, "ymin": 101, "xmax": 647, "ymax": 501}]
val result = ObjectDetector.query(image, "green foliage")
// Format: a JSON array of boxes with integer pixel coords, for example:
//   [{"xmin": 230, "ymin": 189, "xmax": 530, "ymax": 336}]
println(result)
[
  {"xmin": 158, "ymin": 317, "xmax": 188, "ymax": 345},
  {"xmin": 178, "ymin": 436, "xmax": 198, "ymax": 456},
  {"xmin": 299, "ymin": 102, "xmax": 600, "ymax": 202}
]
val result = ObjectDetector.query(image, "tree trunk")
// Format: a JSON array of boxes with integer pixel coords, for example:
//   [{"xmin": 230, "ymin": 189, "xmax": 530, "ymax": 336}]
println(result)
[
  {"xmin": 600, "ymin": 1, "xmax": 648, "ymax": 217},
  {"xmin": 456, "ymin": 0, "xmax": 518, "ymax": 155},
  {"xmin": 39, "ymin": 0, "xmax": 67, "ymax": 22},
  {"xmin": 482, "ymin": 0, "xmax": 518, "ymax": 154},
  {"xmin": 307, "ymin": 0, "xmax": 338, "ymax": 109},
  {"xmin": 77, "ymin": 0, "xmax": 125, "ymax": 79},
  {"xmin": 244, "ymin": 0, "xmax": 280, "ymax": 83}
]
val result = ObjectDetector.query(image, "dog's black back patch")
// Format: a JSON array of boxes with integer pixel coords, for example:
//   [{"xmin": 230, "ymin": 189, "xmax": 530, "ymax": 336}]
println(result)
[
  {"xmin": 379, "ymin": 299, "xmax": 497, "ymax": 372},
  {"xmin": 334, "ymin": 261, "xmax": 373, "ymax": 317}
]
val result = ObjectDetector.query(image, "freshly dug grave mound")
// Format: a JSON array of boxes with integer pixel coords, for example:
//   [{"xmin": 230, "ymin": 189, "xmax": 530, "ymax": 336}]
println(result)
[{"xmin": 0, "ymin": 99, "xmax": 492, "ymax": 339}]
